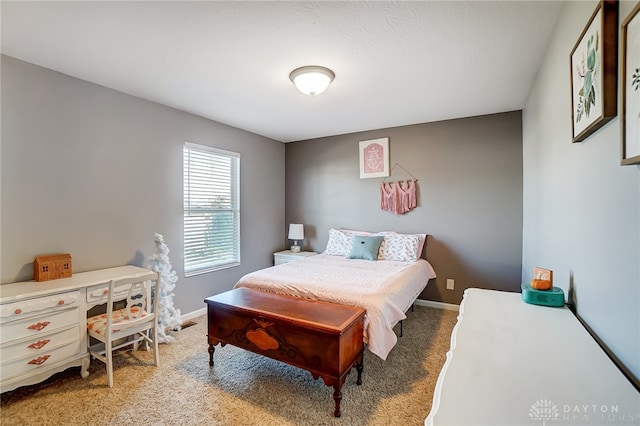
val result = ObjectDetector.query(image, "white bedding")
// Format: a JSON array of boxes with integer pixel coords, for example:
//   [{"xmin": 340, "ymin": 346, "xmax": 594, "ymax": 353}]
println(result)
[
  {"xmin": 426, "ymin": 288, "xmax": 640, "ymax": 425},
  {"xmin": 234, "ymin": 253, "xmax": 436, "ymax": 360}
]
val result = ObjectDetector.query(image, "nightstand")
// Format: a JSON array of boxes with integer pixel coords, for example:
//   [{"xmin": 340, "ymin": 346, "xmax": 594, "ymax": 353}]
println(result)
[{"xmin": 273, "ymin": 250, "xmax": 317, "ymax": 265}]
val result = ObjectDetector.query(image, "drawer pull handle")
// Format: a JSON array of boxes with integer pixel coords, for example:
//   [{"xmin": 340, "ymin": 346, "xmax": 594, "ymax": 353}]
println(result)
[
  {"xmin": 28, "ymin": 339, "xmax": 51, "ymax": 350},
  {"xmin": 103, "ymin": 290, "xmax": 109, "ymax": 295},
  {"xmin": 14, "ymin": 308, "xmax": 22, "ymax": 315},
  {"xmin": 58, "ymin": 300, "xmax": 65, "ymax": 305},
  {"xmin": 28, "ymin": 355, "xmax": 51, "ymax": 366},
  {"xmin": 27, "ymin": 321, "xmax": 51, "ymax": 331}
]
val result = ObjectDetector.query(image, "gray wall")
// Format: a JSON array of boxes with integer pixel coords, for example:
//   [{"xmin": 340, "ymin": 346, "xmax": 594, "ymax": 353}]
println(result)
[
  {"xmin": 522, "ymin": 1, "xmax": 639, "ymax": 384},
  {"xmin": 1, "ymin": 55, "xmax": 285, "ymax": 315},
  {"xmin": 285, "ymin": 111, "xmax": 523, "ymax": 305}
]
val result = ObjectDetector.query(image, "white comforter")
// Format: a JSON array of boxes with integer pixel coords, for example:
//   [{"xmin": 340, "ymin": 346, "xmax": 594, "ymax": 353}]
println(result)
[{"xmin": 234, "ymin": 253, "xmax": 436, "ymax": 360}]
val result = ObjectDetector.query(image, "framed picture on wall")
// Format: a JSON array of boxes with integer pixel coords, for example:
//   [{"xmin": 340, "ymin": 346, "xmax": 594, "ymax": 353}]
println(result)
[
  {"xmin": 359, "ymin": 137, "xmax": 389, "ymax": 179},
  {"xmin": 621, "ymin": 2, "xmax": 640, "ymax": 165},
  {"xmin": 570, "ymin": 0, "xmax": 618, "ymax": 143}
]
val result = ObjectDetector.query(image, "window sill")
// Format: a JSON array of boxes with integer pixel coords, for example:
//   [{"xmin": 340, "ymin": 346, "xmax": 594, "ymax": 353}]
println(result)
[{"xmin": 184, "ymin": 261, "xmax": 241, "ymax": 277}]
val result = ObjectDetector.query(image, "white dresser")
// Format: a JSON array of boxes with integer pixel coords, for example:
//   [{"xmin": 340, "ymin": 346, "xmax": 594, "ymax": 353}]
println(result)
[
  {"xmin": 425, "ymin": 288, "xmax": 640, "ymax": 426},
  {"xmin": 0, "ymin": 265, "xmax": 152, "ymax": 393}
]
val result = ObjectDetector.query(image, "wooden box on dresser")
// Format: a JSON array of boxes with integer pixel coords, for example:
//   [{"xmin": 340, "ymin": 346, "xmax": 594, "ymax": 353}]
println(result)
[{"xmin": 0, "ymin": 265, "xmax": 152, "ymax": 393}]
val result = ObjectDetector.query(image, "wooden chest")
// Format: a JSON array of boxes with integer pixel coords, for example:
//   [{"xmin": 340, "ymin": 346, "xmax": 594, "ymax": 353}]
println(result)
[{"xmin": 205, "ymin": 288, "xmax": 365, "ymax": 417}]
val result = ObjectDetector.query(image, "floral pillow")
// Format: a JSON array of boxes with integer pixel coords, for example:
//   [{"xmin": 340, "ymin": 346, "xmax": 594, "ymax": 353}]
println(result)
[
  {"xmin": 377, "ymin": 233, "xmax": 421, "ymax": 262},
  {"xmin": 340, "ymin": 228, "xmax": 373, "ymax": 237},
  {"xmin": 324, "ymin": 228, "xmax": 354, "ymax": 256}
]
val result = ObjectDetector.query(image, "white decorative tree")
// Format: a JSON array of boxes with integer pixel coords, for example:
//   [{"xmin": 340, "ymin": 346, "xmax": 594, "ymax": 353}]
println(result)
[{"xmin": 145, "ymin": 233, "xmax": 183, "ymax": 343}]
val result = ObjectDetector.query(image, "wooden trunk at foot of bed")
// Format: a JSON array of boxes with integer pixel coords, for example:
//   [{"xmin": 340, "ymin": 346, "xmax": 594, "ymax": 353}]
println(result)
[{"xmin": 204, "ymin": 288, "xmax": 365, "ymax": 417}]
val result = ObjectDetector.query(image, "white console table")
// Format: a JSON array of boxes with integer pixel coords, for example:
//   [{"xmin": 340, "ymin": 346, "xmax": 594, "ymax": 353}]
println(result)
[{"xmin": 0, "ymin": 265, "xmax": 152, "ymax": 393}]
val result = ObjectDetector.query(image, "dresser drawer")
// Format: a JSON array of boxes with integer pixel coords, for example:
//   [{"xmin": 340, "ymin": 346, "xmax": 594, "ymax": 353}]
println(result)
[
  {"xmin": 0, "ymin": 326, "xmax": 79, "ymax": 365},
  {"xmin": 1, "ymin": 291, "xmax": 80, "ymax": 322},
  {"xmin": 86, "ymin": 284, "xmax": 131, "ymax": 305},
  {"xmin": 273, "ymin": 251, "xmax": 317, "ymax": 265},
  {"xmin": 0, "ymin": 339, "xmax": 81, "ymax": 382},
  {"xmin": 0, "ymin": 306, "xmax": 79, "ymax": 343}
]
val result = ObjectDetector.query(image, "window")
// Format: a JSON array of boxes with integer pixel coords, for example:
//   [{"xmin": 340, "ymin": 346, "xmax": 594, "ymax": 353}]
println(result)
[{"xmin": 183, "ymin": 142, "xmax": 240, "ymax": 276}]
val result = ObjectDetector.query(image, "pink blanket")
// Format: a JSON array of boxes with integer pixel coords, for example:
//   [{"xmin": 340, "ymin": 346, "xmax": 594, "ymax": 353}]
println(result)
[{"xmin": 234, "ymin": 254, "xmax": 436, "ymax": 360}]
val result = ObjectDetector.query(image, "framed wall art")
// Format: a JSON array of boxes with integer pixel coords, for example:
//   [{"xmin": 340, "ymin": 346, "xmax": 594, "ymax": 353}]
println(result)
[
  {"xmin": 359, "ymin": 137, "xmax": 389, "ymax": 179},
  {"xmin": 570, "ymin": 0, "xmax": 618, "ymax": 143},
  {"xmin": 621, "ymin": 2, "xmax": 640, "ymax": 165}
]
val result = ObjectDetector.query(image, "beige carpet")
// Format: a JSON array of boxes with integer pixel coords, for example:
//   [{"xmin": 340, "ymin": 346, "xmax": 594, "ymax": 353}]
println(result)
[{"xmin": 1, "ymin": 305, "xmax": 457, "ymax": 426}]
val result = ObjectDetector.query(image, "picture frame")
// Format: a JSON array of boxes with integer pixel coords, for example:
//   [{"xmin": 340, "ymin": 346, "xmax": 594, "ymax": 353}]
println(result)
[
  {"xmin": 359, "ymin": 137, "xmax": 389, "ymax": 179},
  {"xmin": 570, "ymin": 0, "xmax": 618, "ymax": 143},
  {"xmin": 621, "ymin": 2, "xmax": 640, "ymax": 165},
  {"xmin": 533, "ymin": 267, "xmax": 553, "ymax": 286}
]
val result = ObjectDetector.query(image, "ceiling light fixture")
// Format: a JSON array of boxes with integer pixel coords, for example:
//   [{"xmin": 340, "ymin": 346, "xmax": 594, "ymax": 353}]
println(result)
[{"xmin": 289, "ymin": 66, "xmax": 335, "ymax": 96}]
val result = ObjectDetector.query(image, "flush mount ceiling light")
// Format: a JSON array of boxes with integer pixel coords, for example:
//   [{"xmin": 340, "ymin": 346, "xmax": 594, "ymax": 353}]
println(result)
[{"xmin": 289, "ymin": 66, "xmax": 335, "ymax": 96}]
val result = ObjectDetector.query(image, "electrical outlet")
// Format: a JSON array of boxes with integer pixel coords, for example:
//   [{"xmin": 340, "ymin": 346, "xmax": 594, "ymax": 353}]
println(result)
[{"xmin": 446, "ymin": 279, "xmax": 455, "ymax": 290}]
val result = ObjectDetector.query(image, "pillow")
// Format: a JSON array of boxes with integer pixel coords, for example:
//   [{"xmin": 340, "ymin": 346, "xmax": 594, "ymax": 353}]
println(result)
[
  {"xmin": 416, "ymin": 233, "xmax": 427, "ymax": 257},
  {"xmin": 324, "ymin": 228, "xmax": 353, "ymax": 256},
  {"xmin": 349, "ymin": 235, "xmax": 384, "ymax": 261},
  {"xmin": 340, "ymin": 228, "xmax": 372, "ymax": 236},
  {"xmin": 374, "ymin": 231, "xmax": 426, "ymax": 260},
  {"xmin": 377, "ymin": 233, "xmax": 421, "ymax": 262}
]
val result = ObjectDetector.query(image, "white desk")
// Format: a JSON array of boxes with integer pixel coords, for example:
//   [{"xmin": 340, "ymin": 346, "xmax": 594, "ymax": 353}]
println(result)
[{"xmin": 0, "ymin": 265, "xmax": 152, "ymax": 393}]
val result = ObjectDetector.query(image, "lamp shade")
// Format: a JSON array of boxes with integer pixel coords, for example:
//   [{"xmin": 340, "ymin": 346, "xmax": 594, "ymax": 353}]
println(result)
[
  {"xmin": 288, "ymin": 224, "xmax": 304, "ymax": 240},
  {"xmin": 289, "ymin": 66, "xmax": 335, "ymax": 96}
]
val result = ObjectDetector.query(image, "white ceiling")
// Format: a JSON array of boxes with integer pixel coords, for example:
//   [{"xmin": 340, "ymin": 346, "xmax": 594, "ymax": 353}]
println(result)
[{"xmin": 1, "ymin": 1, "xmax": 564, "ymax": 143}]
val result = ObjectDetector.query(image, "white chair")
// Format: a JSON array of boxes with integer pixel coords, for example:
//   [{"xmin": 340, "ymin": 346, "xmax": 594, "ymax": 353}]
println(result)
[{"xmin": 86, "ymin": 272, "xmax": 160, "ymax": 387}]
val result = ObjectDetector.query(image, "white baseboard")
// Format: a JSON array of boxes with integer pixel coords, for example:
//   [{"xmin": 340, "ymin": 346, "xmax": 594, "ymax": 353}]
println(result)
[
  {"xmin": 415, "ymin": 298, "xmax": 459, "ymax": 312},
  {"xmin": 181, "ymin": 307, "xmax": 206, "ymax": 322}
]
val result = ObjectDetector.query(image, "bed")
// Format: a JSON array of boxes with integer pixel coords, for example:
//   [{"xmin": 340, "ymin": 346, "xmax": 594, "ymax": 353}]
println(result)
[
  {"xmin": 425, "ymin": 288, "xmax": 640, "ymax": 425},
  {"xmin": 234, "ymin": 229, "xmax": 437, "ymax": 360}
]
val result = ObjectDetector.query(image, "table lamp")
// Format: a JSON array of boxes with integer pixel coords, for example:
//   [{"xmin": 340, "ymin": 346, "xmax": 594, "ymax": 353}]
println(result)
[{"xmin": 288, "ymin": 224, "xmax": 304, "ymax": 253}]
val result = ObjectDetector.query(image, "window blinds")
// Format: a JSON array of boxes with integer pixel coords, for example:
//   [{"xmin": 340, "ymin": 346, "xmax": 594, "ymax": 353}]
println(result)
[{"xmin": 183, "ymin": 142, "xmax": 240, "ymax": 276}]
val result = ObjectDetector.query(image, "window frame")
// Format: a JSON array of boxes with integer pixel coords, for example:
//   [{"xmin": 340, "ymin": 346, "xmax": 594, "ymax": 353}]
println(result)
[{"xmin": 183, "ymin": 141, "xmax": 241, "ymax": 277}]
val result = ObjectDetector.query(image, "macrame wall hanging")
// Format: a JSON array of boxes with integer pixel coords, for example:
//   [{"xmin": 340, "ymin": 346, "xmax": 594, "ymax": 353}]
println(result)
[{"xmin": 380, "ymin": 163, "xmax": 418, "ymax": 215}]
